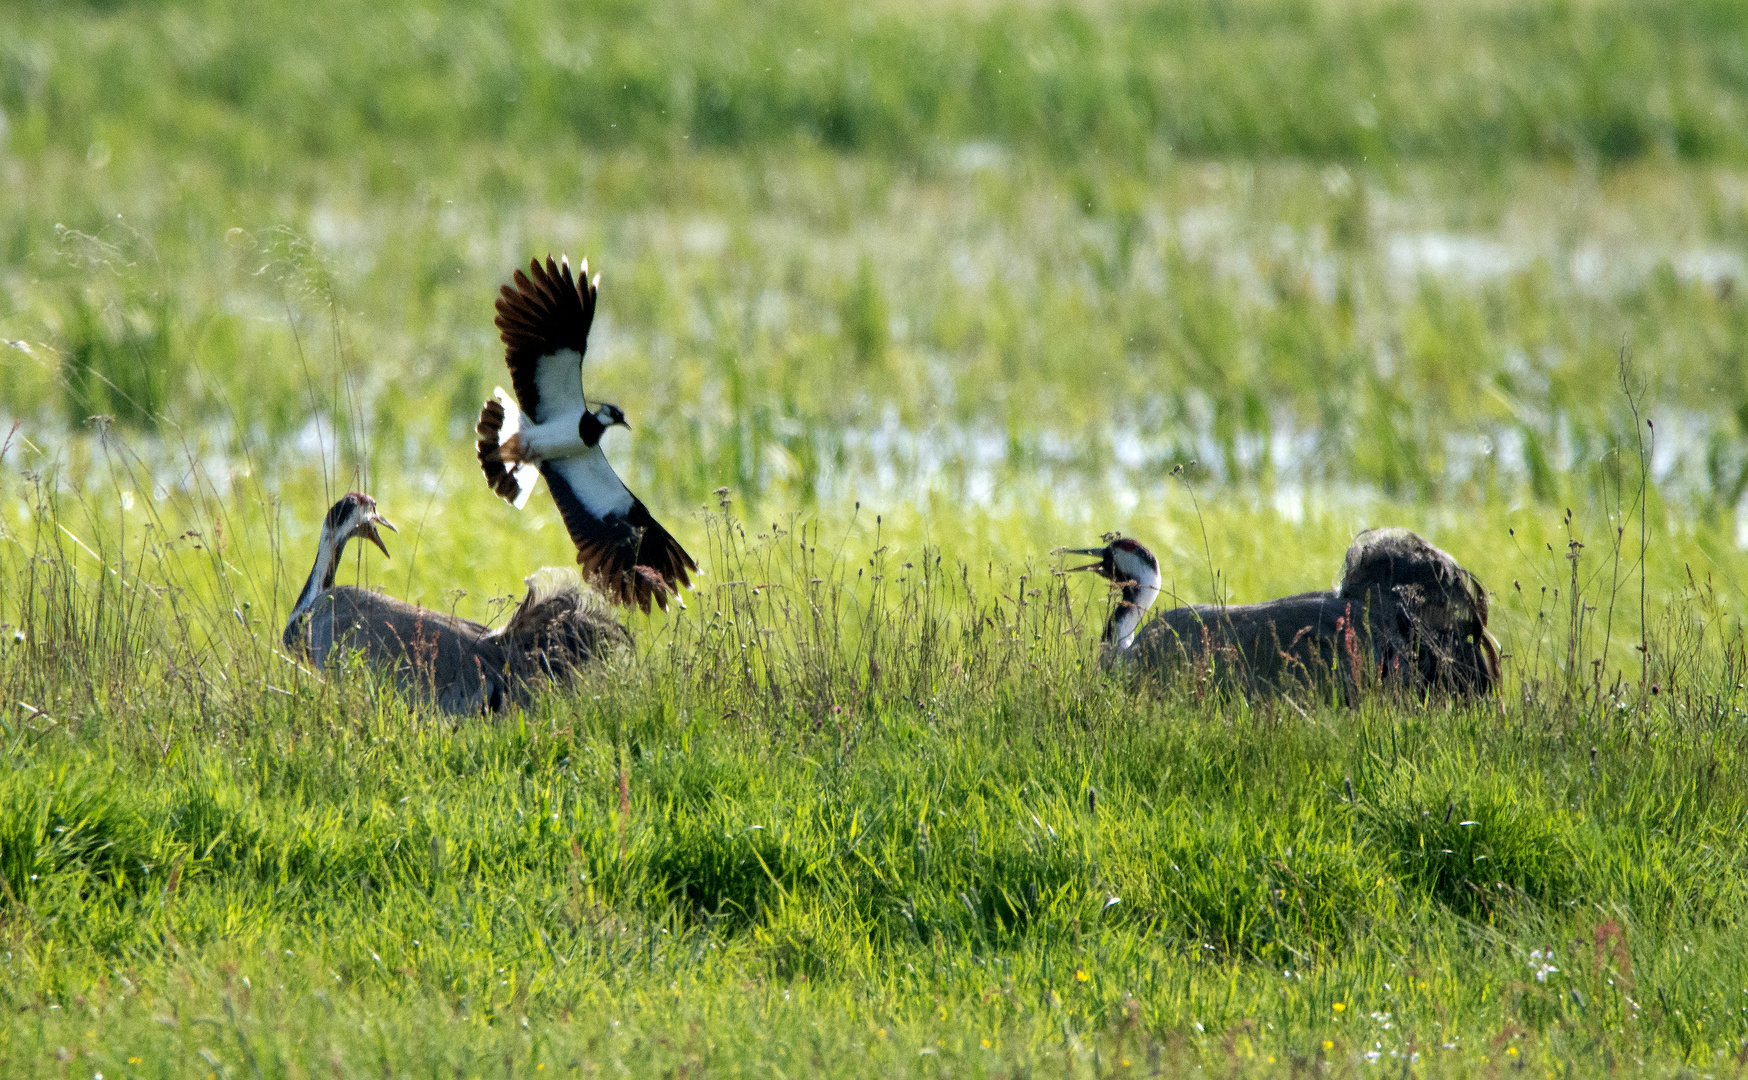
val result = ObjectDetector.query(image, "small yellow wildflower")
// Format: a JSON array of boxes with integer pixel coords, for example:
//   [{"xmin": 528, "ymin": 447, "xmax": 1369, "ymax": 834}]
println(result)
[
  {"xmin": 981, "ymin": 1040, "xmax": 992, "ymax": 1049},
  {"xmin": 1121, "ymin": 1059, "xmax": 1130, "ymax": 1067},
  {"xmin": 1507, "ymin": 1047, "xmax": 1518, "ymax": 1057},
  {"xmin": 1075, "ymin": 969, "xmax": 1090, "ymax": 982},
  {"xmin": 537, "ymin": 1066, "xmax": 546, "ymax": 1072},
  {"xmin": 1322, "ymin": 1041, "xmax": 1334, "ymax": 1051},
  {"xmin": 128, "ymin": 1060, "xmax": 141, "ymax": 1066},
  {"xmin": 1268, "ymin": 1057, "xmax": 1277, "ymax": 1064},
  {"xmin": 877, "ymin": 1027, "xmax": 887, "ymax": 1038},
  {"xmin": 1332, "ymin": 1002, "xmax": 1345, "ymax": 1013}
]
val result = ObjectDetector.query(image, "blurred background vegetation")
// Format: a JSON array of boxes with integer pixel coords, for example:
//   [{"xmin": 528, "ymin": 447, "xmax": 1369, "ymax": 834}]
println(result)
[{"xmin": 4, "ymin": 0, "xmax": 1746, "ymax": 540}]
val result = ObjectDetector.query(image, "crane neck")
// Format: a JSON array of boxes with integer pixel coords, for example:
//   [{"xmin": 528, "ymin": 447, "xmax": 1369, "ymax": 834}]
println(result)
[
  {"xmin": 288, "ymin": 523, "xmax": 351, "ymax": 631},
  {"xmin": 1102, "ymin": 577, "xmax": 1159, "ymax": 651}
]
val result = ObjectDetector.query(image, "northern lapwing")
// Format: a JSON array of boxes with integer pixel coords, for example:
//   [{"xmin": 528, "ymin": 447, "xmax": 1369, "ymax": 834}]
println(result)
[{"xmin": 475, "ymin": 256, "xmax": 696, "ymax": 613}]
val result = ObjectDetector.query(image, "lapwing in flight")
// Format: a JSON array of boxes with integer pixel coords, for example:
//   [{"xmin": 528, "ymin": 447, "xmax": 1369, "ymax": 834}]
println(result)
[{"xmin": 475, "ymin": 256, "xmax": 696, "ymax": 613}]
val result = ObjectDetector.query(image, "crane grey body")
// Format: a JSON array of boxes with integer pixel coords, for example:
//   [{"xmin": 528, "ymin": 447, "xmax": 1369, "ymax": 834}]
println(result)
[
  {"xmin": 283, "ymin": 493, "xmax": 627, "ymax": 714},
  {"xmin": 1134, "ymin": 591, "xmax": 1352, "ymax": 693},
  {"xmin": 1061, "ymin": 527, "xmax": 1500, "ymax": 699}
]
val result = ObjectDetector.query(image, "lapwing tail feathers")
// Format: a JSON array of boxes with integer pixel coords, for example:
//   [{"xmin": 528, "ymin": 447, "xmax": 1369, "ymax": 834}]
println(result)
[
  {"xmin": 476, "ymin": 389, "xmax": 539, "ymax": 509},
  {"xmin": 641, "ymin": 514, "xmax": 698, "ymax": 586},
  {"xmin": 635, "ymin": 566, "xmax": 676, "ymax": 614},
  {"xmin": 570, "ymin": 538, "xmax": 691, "ymax": 615}
]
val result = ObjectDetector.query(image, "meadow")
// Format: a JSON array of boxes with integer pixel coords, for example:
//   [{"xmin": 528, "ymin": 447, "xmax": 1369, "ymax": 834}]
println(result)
[{"xmin": 4, "ymin": 0, "xmax": 1748, "ymax": 1075}]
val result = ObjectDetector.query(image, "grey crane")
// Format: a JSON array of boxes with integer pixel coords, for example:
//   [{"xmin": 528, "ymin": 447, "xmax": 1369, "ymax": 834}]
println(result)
[
  {"xmin": 1060, "ymin": 527, "xmax": 1500, "ymax": 699},
  {"xmin": 282, "ymin": 492, "xmax": 627, "ymax": 714}
]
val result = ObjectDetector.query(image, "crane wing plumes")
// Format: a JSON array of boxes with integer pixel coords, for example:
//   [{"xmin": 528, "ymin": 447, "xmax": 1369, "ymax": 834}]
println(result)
[
  {"xmin": 475, "ymin": 255, "xmax": 697, "ymax": 613},
  {"xmin": 1097, "ymin": 526, "xmax": 1499, "ymax": 699}
]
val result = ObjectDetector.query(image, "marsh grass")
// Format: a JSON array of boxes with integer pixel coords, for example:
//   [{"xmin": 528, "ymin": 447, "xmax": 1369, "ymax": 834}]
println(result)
[
  {"xmin": 4, "ymin": 231, "xmax": 1747, "ymax": 1070},
  {"xmin": 9, "ymin": 0, "xmax": 1748, "ymax": 169},
  {"xmin": 9, "ymin": 122, "xmax": 1748, "ymax": 527},
  {"xmin": 5, "ymin": 0, "xmax": 1748, "ymax": 1072},
  {"xmin": 3, "ymin": 416, "xmax": 1748, "ymax": 1075}
]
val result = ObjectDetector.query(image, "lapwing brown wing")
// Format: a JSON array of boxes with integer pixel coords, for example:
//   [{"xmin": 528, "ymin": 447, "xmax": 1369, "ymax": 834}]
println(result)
[{"xmin": 474, "ymin": 256, "xmax": 697, "ymax": 613}]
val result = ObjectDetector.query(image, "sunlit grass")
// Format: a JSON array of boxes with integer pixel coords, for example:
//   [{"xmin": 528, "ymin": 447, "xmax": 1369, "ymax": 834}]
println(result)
[
  {"xmin": 2, "ymin": 438, "xmax": 1747, "ymax": 1074},
  {"xmin": 4, "ymin": 0, "xmax": 1748, "ymax": 1074}
]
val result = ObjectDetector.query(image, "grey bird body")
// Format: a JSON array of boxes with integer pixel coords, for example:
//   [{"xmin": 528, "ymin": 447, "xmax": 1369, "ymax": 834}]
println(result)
[
  {"xmin": 1132, "ymin": 591, "xmax": 1351, "ymax": 693},
  {"xmin": 292, "ymin": 586, "xmax": 509, "ymax": 713},
  {"xmin": 284, "ymin": 494, "xmax": 626, "ymax": 714},
  {"xmin": 1064, "ymin": 526, "xmax": 1500, "ymax": 700}
]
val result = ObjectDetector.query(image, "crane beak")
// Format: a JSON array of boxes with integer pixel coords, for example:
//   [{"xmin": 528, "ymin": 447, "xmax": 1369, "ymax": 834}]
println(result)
[
  {"xmin": 362, "ymin": 512, "xmax": 397, "ymax": 558},
  {"xmin": 1053, "ymin": 545, "xmax": 1110, "ymax": 574}
]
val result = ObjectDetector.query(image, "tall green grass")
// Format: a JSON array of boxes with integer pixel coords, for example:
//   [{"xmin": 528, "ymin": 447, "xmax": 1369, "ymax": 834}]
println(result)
[
  {"xmin": 4, "ymin": 0, "xmax": 1748, "ymax": 1073},
  {"xmin": 2, "ymin": 443, "xmax": 1747, "ymax": 1074}
]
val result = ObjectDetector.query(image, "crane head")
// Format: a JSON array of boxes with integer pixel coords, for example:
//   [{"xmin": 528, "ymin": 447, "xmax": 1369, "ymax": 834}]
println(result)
[
  {"xmin": 1054, "ymin": 536, "xmax": 1158, "ymax": 587},
  {"xmin": 326, "ymin": 492, "xmax": 398, "ymax": 559},
  {"xmin": 1054, "ymin": 534, "xmax": 1162, "ymax": 651}
]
